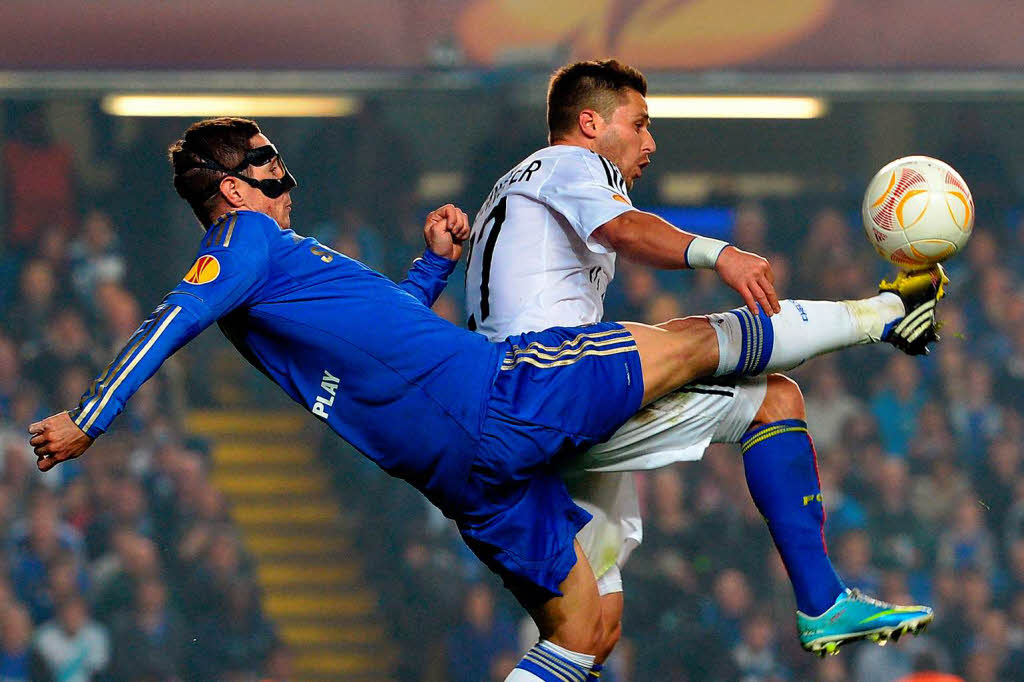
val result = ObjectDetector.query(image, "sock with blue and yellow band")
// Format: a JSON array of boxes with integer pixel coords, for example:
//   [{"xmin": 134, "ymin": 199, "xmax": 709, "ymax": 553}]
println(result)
[{"xmin": 740, "ymin": 419, "xmax": 845, "ymax": 616}]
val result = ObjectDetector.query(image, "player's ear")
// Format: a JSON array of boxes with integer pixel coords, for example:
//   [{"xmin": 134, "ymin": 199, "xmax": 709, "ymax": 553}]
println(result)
[
  {"xmin": 579, "ymin": 109, "xmax": 601, "ymax": 140},
  {"xmin": 219, "ymin": 176, "xmax": 246, "ymax": 207}
]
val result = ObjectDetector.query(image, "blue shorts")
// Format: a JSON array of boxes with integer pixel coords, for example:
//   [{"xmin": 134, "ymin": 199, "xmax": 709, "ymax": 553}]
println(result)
[{"xmin": 456, "ymin": 322, "xmax": 644, "ymax": 603}]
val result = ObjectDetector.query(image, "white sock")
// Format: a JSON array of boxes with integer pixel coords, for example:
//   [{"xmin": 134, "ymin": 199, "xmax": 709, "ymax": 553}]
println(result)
[
  {"xmin": 505, "ymin": 640, "xmax": 595, "ymax": 681},
  {"xmin": 709, "ymin": 294, "xmax": 904, "ymax": 377}
]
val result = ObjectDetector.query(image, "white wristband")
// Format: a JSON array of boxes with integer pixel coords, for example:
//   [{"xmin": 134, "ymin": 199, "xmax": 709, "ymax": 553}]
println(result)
[{"xmin": 685, "ymin": 236, "xmax": 730, "ymax": 269}]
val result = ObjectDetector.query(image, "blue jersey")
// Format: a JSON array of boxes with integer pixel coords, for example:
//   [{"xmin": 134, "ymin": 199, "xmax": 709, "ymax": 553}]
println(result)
[{"xmin": 70, "ymin": 210, "xmax": 502, "ymax": 511}]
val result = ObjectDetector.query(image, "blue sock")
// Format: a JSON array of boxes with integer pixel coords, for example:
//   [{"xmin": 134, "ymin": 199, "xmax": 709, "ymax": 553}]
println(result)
[
  {"xmin": 587, "ymin": 663, "xmax": 603, "ymax": 680},
  {"xmin": 740, "ymin": 419, "xmax": 845, "ymax": 616},
  {"xmin": 510, "ymin": 640, "xmax": 592, "ymax": 682}
]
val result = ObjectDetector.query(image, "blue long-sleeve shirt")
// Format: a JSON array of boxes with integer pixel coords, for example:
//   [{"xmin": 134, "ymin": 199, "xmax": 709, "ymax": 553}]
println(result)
[{"xmin": 70, "ymin": 210, "xmax": 501, "ymax": 511}]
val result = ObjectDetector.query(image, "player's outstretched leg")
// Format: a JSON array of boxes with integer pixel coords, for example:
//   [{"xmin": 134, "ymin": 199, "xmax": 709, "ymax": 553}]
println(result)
[
  {"xmin": 622, "ymin": 265, "xmax": 948, "ymax": 406},
  {"xmin": 708, "ymin": 264, "xmax": 948, "ymax": 378},
  {"xmin": 742, "ymin": 374, "xmax": 932, "ymax": 657}
]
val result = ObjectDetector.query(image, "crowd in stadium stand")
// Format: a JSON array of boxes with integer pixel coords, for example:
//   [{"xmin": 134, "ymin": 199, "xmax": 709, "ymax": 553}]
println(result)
[
  {"xmin": 0, "ymin": 105, "xmax": 289, "ymax": 682},
  {"xmin": 2, "ymin": 100, "xmax": 1023, "ymax": 682}
]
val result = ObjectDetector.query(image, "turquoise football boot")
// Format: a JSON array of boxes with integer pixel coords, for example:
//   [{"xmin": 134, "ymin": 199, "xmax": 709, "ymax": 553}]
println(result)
[{"xmin": 798, "ymin": 588, "xmax": 934, "ymax": 656}]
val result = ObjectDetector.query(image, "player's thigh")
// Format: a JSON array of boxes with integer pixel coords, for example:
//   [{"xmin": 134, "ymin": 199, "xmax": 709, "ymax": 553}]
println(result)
[
  {"xmin": 620, "ymin": 318, "xmax": 719, "ymax": 405},
  {"xmin": 749, "ymin": 373, "xmax": 806, "ymax": 428},
  {"xmin": 567, "ymin": 377, "xmax": 768, "ymax": 472},
  {"xmin": 524, "ymin": 540, "xmax": 605, "ymax": 655}
]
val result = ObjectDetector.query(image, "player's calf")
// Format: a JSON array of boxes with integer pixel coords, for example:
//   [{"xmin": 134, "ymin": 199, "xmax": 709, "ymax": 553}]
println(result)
[{"xmin": 741, "ymin": 376, "xmax": 846, "ymax": 617}]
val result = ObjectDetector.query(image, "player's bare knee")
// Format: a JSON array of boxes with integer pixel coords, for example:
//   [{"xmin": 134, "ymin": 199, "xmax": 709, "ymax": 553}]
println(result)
[{"xmin": 755, "ymin": 374, "xmax": 806, "ymax": 424}]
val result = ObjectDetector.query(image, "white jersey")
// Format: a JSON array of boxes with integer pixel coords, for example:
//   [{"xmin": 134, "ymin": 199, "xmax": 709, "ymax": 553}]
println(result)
[
  {"xmin": 464, "ymin": 144, "xmax": 766, "ymax": 596},
  {"xmin": 464, "ymin": 145, "xmax": 635, "ymax": 340}
]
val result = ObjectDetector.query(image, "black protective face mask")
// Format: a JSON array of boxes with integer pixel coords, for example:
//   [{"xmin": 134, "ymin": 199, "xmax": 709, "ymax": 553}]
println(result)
[{"xmin": 191, "ymin": 144, "xmax": 298, "ymax": 199}]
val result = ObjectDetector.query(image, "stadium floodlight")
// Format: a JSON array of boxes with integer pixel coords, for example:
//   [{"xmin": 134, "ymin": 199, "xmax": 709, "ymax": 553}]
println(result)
[
  {"xmin": 646, "ymin": 95, "xmax": 827, "ymax": 119},
  {"xmin": 101, "ymin": 94, "xmax": 360, "ymax": 117}
]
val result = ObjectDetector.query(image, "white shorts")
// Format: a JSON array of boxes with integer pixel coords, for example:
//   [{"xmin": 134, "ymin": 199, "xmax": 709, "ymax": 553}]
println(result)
[{"xmin": 562, "ymin": 377, "xmax": 768, "ymax": 595}]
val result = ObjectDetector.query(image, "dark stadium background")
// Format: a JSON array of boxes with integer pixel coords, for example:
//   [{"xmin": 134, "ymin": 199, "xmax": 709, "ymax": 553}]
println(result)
[{"xmin": 0, "ymin": 2, "xmax": 1021, "ymax": 680}]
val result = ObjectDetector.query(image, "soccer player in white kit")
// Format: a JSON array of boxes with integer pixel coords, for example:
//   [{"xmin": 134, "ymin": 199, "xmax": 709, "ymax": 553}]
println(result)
[{"xmin": 466, "ymin": 59, "xmax": 939, "ymax": 674}]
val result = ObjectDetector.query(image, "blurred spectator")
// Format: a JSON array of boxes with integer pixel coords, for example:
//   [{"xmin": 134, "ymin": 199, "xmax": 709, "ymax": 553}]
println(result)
[
  {"xmin": 6, "ymin": 259, "xmax": 60, "ymax": 353},
  {"xmin": 69, "ymin": 209, "xmax": 126, "ymax": 300},
  {"xmin": 0, "ymin": 334, "xmax": 24, "ymax": 419},
  {"xmin": 92, "ymin": 282, "xmax": 142, "ymax": 348},
  {"xmin": 84, "ymin": 473, "xmax": 154, "ymax": 561},
  {"xmin": 834, "ymin": 529, "xmax": 882, "ymax": 595},
  {"xmin": 9, "ymin": 492, "xmax": 84, "ymax": 624},
  {"xmin": 866, "ymin": 458, "xmax": 930, "ymax": 574},
  {"xmin": 26, "ymin": 310, "xmax": 99, "ymax": 405},
  {"xmin": 107, "ymin": 576, "xmax": 188, "ymax": 681},
  {"xmin": 0, "ymin": 438, "xmax": 39, "ymax": 523},
  {"xmin": 189, "ymin": 578, "xmax": 277, "ymax": 679},
  {"xmin": 445, "ymin": 583, "xmax": 517, "ymax": 682},
  {"xmin": 605, "ymin": 262, "xmax": 662, "ymax": 321},
  {"xmin": 910, "ymin": 453, "xmax": 972, "ymax": 526},
  {"xmin": 700, "ymin": 568, "xmax": 754, "ymax": 647},
  {"xmin": 798, "ymin": 208, "xmax": 862, "ymax": 299},
  {"xmin": 178, "ymin": 526, "xmax": 253, "ymax": 622},
  {"xmin": 936, "ymin": 496, "xmax": 997, "ymax": 576},
  {"xmin": 906, "ymin": 401, "xmax": 957, "ymax": 473},
  {"xmin": 91, "ymin": 532, "xmax": 160, "ymax": 624},
  {"xmin": 732, "ymin": 610, "xmax": 789, "ymax": 682},
  {"xmin": 2, "ymin": 102, "xmax": 76, "ymax": 252},
  {"xmin": 949, "ymin": 360, "xmax": 1004, "ymax": 457},
  {"xmin": 975, "ymin": 437, "xmax": 1020, "ymax": 533},
  {"xmin": 0, "ymin": 603, "xmax": 47, "ymax": 682},
  {"xmin": 803, "ymin": 358, "xmax": 864, "ymax": 452},
  {"xmin": 32, "ymin": 596, "xmax": 109, "ymax": 682},
  {"xmin": 732, "ymin": 202, "xmax": 771, "ymax": 254},
  {"xmin": 997, "ymin": 320, "xmax": 1024, "ymax": 402},
  {"xmin": 869, "ymin": 354, "xmax": 926, "ymax": 456}
]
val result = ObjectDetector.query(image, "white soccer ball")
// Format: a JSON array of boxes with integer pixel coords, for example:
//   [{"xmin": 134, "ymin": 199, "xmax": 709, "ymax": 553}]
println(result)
[{"xmin": 861, "ymin": 155, "xmax": 974, "ymax": 269}]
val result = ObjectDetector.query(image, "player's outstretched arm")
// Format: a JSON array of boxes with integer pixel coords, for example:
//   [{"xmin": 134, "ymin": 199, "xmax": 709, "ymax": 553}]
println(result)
[
  {"xmin": 399, "ymin": 203, "xmax": 470, "ymax": 307},
  {"xmin": 594, "ymin": 209, "xmax": 780, "ymax": 315},
  {"xmin": 33, "ymin": 216, "xmax": 272, "ymax": 471},
  {"xmin": 29, "ymin": 412, "xmax": 94, "ymax": 472}
]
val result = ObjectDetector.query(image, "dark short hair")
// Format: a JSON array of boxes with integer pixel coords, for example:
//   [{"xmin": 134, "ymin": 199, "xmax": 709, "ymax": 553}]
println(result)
[
  {"xmin": 546, "ymin": 59, "xmax": 648, "ymax": 142},
  {"xmin": 168, "ymin": 117, "xmax": 261, "ymax": 225}
]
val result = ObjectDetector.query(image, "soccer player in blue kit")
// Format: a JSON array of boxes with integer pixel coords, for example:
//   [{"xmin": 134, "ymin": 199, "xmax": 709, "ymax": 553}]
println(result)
[{"xmin": 30, "ymin": 117, "xmax": 935, "ymax": 681}]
